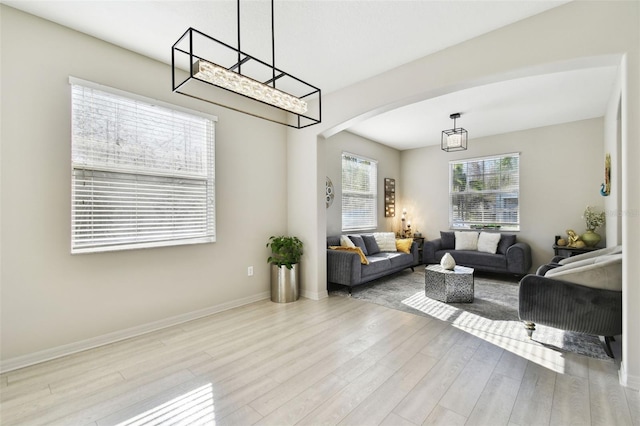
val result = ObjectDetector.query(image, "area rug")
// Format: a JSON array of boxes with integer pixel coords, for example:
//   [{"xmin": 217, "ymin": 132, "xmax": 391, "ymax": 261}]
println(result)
[{"xmin": 330, "ymin": 266, "xmax": 611, "ymax": 360}]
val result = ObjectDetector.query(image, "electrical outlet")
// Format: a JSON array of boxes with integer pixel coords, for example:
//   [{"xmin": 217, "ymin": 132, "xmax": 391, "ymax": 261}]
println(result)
[{"xmin": 247, "ymin": 266, "xmax": 253, "ymax": 276}]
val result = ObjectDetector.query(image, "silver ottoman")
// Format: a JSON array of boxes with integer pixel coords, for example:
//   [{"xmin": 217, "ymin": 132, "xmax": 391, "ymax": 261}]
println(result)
[{"xmin": 425, "ymin": 264, "xmax": 474, "ymax": 303}]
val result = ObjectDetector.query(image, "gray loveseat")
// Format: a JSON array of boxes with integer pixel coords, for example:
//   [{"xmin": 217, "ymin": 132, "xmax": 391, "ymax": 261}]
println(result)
[
  {"xmin": 327, "ymin": 234, "xmax": 419, "ymax": 293},
  {"xmin": 423, "ymin": 231, "xmax": 532, "ymax": 276}
]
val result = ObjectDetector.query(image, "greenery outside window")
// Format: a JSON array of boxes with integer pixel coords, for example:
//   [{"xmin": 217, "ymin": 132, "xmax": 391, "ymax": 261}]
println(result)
[
  {"xmin": 342, "ymin": 152, "xmax": 378, "ymax": 231},
  {"xmin": 70, "ymin": 77, "xmax": 217, "ymax": 253},
  {"xmin": 449, "ymin": 153, "xmax": 520, "ymax": 231}
]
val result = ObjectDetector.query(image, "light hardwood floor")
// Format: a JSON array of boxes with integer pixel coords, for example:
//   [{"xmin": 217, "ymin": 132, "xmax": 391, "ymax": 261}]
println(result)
[{"xmin": 1, "ymin": 295, "xmax": 639, "ymax": 425}]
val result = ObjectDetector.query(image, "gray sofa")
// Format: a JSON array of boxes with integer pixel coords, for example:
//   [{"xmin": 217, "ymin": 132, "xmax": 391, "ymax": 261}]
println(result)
[
  {"xmin": 423, "ymin": 231, "xmax": 532, "ymax": 276},
  {"xmin": 518, "ymin": 246, "xmax": 623, "ymax": 357},
  {"xmin": 327, "ymin": 234, "xmax": 419, "ymax": 293}
]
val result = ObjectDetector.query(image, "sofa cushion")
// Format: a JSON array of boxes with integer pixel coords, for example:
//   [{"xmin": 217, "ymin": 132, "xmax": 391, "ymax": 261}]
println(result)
[
  {"xmin": 361, "ymin": 256, "xmax": 392, "ymax": 277},
  {"xmin": 348, "ymin": 235, "xmax": 368, "ymax": 255},
  {"xmin": 440, "ymin": 231, "xmax": 455, "ymax": 249},
  {"xmin": 374, "ymin": 232, "xmax": 397, "ymax": 252},
  {"xmin": 340, "ymin": 235, "xmax": 356, "ymax": 248},
  {"xmin": 455, "ymin": 231, "xmax": 479, "ymax": 250},
  {"xmin": 327, "ymin": 236, "xmax": 341, "ymax": 247},
  {"xmin": 370, "ymin": 252, "xmax": 413, "ymax": 269},
  {"xmin": 546, "ymin": 254, "xmax": 622, "ymax": 291},
  {"xmin": 477, "ymin": 232, "xmax": 501, "ymax": 254},
  {"xmin": 329, "ymin": 246, "xmax": 369, "ymax": 265},
  {"xmin": 444, "ymin": 250, "xmax": 506, "ymax": 270},
  {"xmin": 396, "ymin": 238, "xmax": 413, "ymax": 254},
  {"xmin": 497, "ymin": 234, "xmax": 516, "ymax": 254},
  {"xmin": 362, "ymin": 234, "xmax": 380, "ymax": 255}
]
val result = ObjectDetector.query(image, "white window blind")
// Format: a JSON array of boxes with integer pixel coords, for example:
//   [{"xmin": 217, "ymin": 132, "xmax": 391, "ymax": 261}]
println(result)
[
  {"xmin": 449, "ymin": 153, "xmax": 520, "ymax": 231},
  {"xmin": 342, "ymin": 152, "xmax": 378, "ymax": 231},
  {"xmin": 70, "ymin": 78, "xmax": 216, "ymax": 253}
]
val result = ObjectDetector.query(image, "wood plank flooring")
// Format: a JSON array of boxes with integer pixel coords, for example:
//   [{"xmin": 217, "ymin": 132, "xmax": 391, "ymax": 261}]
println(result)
[{"xmin": 1, "ymin": 295, "xmax": 639, "ymax": 425}]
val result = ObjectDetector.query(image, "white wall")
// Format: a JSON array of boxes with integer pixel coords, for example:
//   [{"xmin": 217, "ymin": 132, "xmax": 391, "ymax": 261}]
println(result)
[
  {"xmin": 604, "ymin": 72, "xmax": 623, "ymax": 246},
  {"xmin": 0, "ymin": 7, "xmax": 287, "ymax": 366},
  {"xmin": 324, "ymin": 131, "xmax": 401, "ymax": 236},
  {"xmin": 286, "ymin": 1, "xmax": 639, "ymax": 388},
  {"xmin": 401, "ymin": 119, "xmax": 605, "ymax": 271}
]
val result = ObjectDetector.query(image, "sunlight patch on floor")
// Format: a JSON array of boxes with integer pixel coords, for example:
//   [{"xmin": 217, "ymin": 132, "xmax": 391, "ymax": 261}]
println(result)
[
  {"xmin": 117, "ymin": 383, "xmax": 215, "ymax": 425},
  {"xmin": 402, "ymin": 291, "xmax": 568, "ymax": 373}
]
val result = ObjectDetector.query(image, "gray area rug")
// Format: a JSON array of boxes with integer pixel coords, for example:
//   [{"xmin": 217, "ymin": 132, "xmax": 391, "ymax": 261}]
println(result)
[{"xmin": 330, "ymin": 266, "xmax": 610, "ymax": 360}]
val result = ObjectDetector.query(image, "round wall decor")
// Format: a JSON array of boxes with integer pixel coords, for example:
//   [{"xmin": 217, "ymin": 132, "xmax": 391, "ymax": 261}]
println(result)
[{"xmin": 326, "ymin": 177, "xmax": 334, "ymax": 208}]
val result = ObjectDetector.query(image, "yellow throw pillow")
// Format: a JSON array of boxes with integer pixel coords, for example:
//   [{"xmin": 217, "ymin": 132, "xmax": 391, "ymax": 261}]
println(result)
[
  {"xmin": 396, "ymin": 238, "xmax": 413, "ymax": 254},
  {"xmin": 329, "ymin": 246, "xmax": 369, "ymax": 265}
]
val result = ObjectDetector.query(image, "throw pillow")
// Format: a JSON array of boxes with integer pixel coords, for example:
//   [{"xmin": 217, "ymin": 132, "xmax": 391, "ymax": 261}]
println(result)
[
  {"xmin": 497, "ymin": 234, "xmax": 516, "ymax": 254},
  {"xmin": 329, "ymin": 246, "xmax": 369, "ymax": 265},
  {"xmin": 362, "ymin": 234, "xmax": 380, "ymax": 255},
  {"xmin": 396, "ymin": 238, "xmax": 413, "ymax": 254},
  {"xmin": 477, "ymin": 232, "xmax": 501, "ymax": 254},
  {"xmin": 340, "ymin": 235, "xmax": 355, "ymax": 248},
  {"xmin": 440, "ymin": 231, "xmax": 455, "ymax": 250},
  {"xmin": 348, "ymin": 235, "xmax": 368, "ymax": 255},
  {"xmin": 455, "ymin": 231, "xmax": 479, "ymax": 251},
  {"xmin": 373, "ymin": 232, "xmax": 397, "ymax": 252}
]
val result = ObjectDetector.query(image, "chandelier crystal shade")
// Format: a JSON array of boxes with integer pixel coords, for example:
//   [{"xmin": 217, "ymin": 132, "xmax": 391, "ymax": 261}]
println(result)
[
  {"xmin": 441, "ymin": 113, "xmax": 468, "ymax": 152},
  {"xmin": 172, "ymin": 1, "xmax": 321, "ymax": 129}
]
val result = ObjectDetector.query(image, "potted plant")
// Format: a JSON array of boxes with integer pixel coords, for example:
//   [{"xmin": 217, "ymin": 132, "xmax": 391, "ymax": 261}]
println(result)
[
  {"xmin": 266, "ymin": 235, "xmax": 303, "ymax": 303},
  {"xmin": 582, "ymin": 206, "xmax": 605, "ymax": 247}
]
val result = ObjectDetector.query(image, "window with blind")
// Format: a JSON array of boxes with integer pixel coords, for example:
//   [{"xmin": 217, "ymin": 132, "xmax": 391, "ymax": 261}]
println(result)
[
  {"xmin": 341, "ymin": 152, "xmax": 378, "ymax": 231},
  {"xmin": 449, "ymin": 153, "xmax": 520, "ymax": 231},
  {"xmin": 70, "ymin": 78, "xmax": 216, "ymax": 254}
]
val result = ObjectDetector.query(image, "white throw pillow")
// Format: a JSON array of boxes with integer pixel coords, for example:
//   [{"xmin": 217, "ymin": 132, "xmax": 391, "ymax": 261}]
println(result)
[
  {"xmin": 340, "ymin": 235, "xmax": 355, "ymax": 248},
  {"xmin": 373, "ymin": 232, "xmax": 397, "ymax": 252},
  {"xmin": 455, "ymin": 231, "xmax": 479, "ymax": 251},
  {"xmin": 477, "ymin": 232, "xmax": 501, "ymax": 254}
]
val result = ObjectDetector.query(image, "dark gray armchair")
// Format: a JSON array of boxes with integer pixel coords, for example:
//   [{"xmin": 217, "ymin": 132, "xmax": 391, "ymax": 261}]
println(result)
[{"xmin": 518, "ymin": 249, "xmax": 622, "ymax": 357}]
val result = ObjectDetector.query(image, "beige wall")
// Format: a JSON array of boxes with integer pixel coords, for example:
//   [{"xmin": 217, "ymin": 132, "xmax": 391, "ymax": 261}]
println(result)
[
  {"xmin": 1, "ymin": 7, "xmax": 287, "ymax": 365},
  {"xmin": 324, "ymin": 131, "xmax": 401, "ymax": 236},
  {"xmin": 401, "ymin": 119, "xmax": 605, "ymax": 271}
]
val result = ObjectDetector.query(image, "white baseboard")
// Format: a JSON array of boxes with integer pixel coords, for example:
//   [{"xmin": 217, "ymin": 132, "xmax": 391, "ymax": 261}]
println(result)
[
  {"xmin": 0, "ymin": 291, "xmax": 270, "ymax": 374},
  {"xmin": 619, "ymin": 361, "xmax": 640, "ymax": 390},
  {"xmin": 301, "ymin": 288, "xmax": 329, "ymax": 300}
]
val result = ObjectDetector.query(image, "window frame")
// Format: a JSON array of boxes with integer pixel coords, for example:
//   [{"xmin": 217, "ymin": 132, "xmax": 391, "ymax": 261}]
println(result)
[
  {"xmin": 341, "ymin": 152, "xmax": 378, "ymax": 232},
  {"xmin": 69, "ymin": 77, "xmax": 217, "ymax": 254},
  {"xmin": 448, "ymin": 152, "xmax": 520, "ymax": 231}
]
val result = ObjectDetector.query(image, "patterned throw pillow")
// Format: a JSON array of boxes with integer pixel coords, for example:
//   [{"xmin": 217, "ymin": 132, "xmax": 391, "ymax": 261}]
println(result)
[{"xmin": 373, "ymin": 232, "xmax": 397, "ymax": 252}]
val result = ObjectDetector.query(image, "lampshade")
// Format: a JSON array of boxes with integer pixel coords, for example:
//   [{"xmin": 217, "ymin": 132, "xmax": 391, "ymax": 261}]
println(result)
[{"xmin": 441, "ymin": 113, "xmax": 468, "ymax": 152}]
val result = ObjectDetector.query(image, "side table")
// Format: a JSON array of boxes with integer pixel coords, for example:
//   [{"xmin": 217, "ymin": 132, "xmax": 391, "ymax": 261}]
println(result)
[
  {"xmin": 553, "ymin": 244, "xmax": 599, "ymax": 258},
  {"xmin": 425, "ymin": 264, "xmax": 474, "ymax": 303}
]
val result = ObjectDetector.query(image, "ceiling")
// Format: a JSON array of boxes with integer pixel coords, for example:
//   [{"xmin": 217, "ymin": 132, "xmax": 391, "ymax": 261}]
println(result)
[{"xmin": 3, "ymin": 0, "xmax": 618, "ymax": 150}]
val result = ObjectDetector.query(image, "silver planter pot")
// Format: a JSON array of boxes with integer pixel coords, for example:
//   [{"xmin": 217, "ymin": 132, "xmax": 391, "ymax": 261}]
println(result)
[{"xmin": 270, "ymin": 263, "xmax": 300, "ymax": 303}]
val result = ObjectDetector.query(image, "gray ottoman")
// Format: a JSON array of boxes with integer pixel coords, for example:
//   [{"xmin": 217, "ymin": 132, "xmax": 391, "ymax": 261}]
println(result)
[{"xmin": 425, "ymin": 264, "xmax": 474, "ymax": 303}]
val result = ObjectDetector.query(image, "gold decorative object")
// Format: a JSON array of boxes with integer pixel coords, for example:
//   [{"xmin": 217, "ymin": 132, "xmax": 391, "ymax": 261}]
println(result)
[
  {"xmin": 557, "ymin": 238, "xmax": 567, "ymax": 246},
  {"xmin": 566, "ymin": 229, "xmax": 583, "ymax": 248}
]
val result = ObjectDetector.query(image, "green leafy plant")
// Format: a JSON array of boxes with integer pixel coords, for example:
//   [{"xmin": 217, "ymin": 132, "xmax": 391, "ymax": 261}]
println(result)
[
  {"xmin": 266, "ymin": 236, "xmax": 303, "ymax": 270},
  {"xmin": 583, "ymin": 206, "xmax": 605, "ymax": 231}
]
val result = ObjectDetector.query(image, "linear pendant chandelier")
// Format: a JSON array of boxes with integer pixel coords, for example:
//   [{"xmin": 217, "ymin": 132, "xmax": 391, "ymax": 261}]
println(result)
[{"xmin": 172, "ymin": 0, "xmax": 321, "ymax": 129}]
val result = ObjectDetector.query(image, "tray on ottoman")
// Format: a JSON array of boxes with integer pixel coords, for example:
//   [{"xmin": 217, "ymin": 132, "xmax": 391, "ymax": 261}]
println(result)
[{"xmin": 425, "ymin": 264, "xmax": 474, "ymax": 303}]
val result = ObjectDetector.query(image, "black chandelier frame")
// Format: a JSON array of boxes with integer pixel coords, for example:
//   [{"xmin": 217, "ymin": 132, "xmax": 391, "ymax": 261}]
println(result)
[{"xmin": 171, "ymin": 0, "xmax": 321, "ymax": 129}]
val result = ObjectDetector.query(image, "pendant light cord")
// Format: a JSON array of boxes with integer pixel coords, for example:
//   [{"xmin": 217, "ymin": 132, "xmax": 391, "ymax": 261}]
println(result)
[
  {"xmin": 237, "ymin": 0, "xmax": 241, "ymax": 74},
  {"xmin": 272, "ymin": 0, "xmax": 276, "ymax": 86}
]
